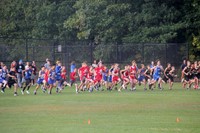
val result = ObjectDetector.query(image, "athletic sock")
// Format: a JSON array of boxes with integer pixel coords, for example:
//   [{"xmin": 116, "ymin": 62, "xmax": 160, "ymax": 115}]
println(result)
[
  {"xmin": 27, "ymin": 86, "xmax": 30, "ymax": 90},
  {"xmin": 23, "ymin": 87, "xmax": 26, "ymax": 92},
  {"xmin": 34, "ymin": 90, "xmax": 37, "ymax": 95},
  {"xmin": 2, "ymin": 86, "xmax": 6, "ymax": 91}
]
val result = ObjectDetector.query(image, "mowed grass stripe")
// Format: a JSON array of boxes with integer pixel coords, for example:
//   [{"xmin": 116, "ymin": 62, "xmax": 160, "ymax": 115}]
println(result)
[{"xmin": 0, "ymin": 83, "xmax": 200, "ymax": 133}]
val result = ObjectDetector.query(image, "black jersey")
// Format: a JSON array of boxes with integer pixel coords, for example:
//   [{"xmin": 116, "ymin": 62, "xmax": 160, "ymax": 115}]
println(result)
[
  {"xmin": 197, "ymin": 67, "xmax": 200, "ymax": 79},
  {"xmin": 170, "ymin": 70, "xmax": 175, "ymax": 76},
  {"xmin": 164, "ymin": 67, "xmax": 171, "ymax": 76},
  {"xmin": 32, "ymin": 65, "xmax": 37, "ymax": 75},
  {"xmin": 16, "ymin": 64, "xmax": 25, "ymax": 74},
  {"xmin": 184, "ymin": 66, "xmax": 192, "ymax": 81},
  {"xmin": 191, "ymin": 67, "xmax": 199, "ymax": 77},
  {"xmin": 7, "ymin": 70, "xmax": 17, "ymax": 87},
  {"xmin": 145, "ymin": 69, "xmax": 151, "ymax": 80},
  {"xmin": 145, "ymin": 69, "xmax": 151, "ymax": 76},
  {"xmin": 8, "ymin": 71, "xmax": 17, "ymax": 81},
  {"xmin": 184, "ymin": 67, "xmax": 191, "ymax": 75},
  {"xmin": 168, "ymin": 70, "xmax": 175, "ymax": 82},
  {"xmin": 181, "ymin": 64, "xmax": 187, "ymax": 70}
]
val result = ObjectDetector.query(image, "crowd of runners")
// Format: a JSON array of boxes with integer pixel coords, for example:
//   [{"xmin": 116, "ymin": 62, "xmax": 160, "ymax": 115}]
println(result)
[{"xmin": 0, "ymin": 58, "xmax": 199, "ymax": 96}]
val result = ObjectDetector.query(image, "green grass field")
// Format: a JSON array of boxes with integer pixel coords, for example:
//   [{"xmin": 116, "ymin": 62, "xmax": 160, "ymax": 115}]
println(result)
[{"xmin": 0, "ymin": 83, "xmax": 200, "ymax": 133}]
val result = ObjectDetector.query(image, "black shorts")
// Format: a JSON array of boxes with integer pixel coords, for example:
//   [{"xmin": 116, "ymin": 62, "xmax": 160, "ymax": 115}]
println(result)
[
  {"xmin": 184, "ymin": 75, "xmax": 191, "ymax": 81},
  {"xmin": 198, "ymin": 74, "xmax": 200, "ymax": 79},
  {"xmin": 70, "ymin": 79, "xmax": 76, "ymax": 86},
  {"xmin": 145, "ymin": 76, "xmax": 151, "ymax": 81},
  {"xmin": 168, "ymin": 75, "xmax": 174, "ymax": 82},
  {"xmin": 25, "ymin": 78, "xmax": 31, "ymax": 86},
  {"xmin": 7, "ymin": 80, "xmax": 16, "ymax": 88},
  {"xmin": 60, "ymin": 79, "xmax": 65, "ymax": 85},
  {"xmin": 162, "ymin": 76, "xmax": 169, "ymax": 83},
  {"xmin": 193, "ymin": 74, "xmax": 198, "ymax": 79}
]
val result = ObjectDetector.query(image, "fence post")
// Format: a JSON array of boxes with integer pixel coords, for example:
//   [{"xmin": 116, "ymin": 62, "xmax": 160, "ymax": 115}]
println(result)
[
  {"xmin": 142, "ymin": 43, "xmax": 144, "ymax": 64},
  {"xmin": 90, "ymin": 42, "xmax": 93, "ymax": 64},
  {"xmin": 32, "ymin": 45, "xmax": 35, "ymax": 61},
  {"xmin": 25, "ymin": 38, "xmax": 28, "ymax": 61},
  {"xmin": 116, "ymin": 42, "xmax": 119, "ymax": 62},
  {"xmin": 165, "ymin": 43, "xmax": 167, "ymax": 66},
  {"xmin": 187, "ymin": 43, "xmax": 189, "ymax": 60},
  {"xmin": 52, "ymin": 42, "xmax": 55, "ymax": 62}
]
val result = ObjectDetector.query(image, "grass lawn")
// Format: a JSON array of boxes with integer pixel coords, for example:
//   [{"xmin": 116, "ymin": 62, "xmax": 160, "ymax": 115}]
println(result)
[{"xmin": 0, "ymin": 83, "xmax": 200, "ymax": 133}]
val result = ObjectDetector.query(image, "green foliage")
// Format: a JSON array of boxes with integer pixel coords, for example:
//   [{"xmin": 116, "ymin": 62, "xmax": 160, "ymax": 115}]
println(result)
[
  {"xmin": 183, "ymin": 0, "xmax": 200, "ymax": 60},
  {"xmin": 0, "ymin": 0, "xmax": 200, "ymax": 61},
  {"xmin": 0, "ymin": 0, "xmax": 76, "ymax": 40},
  {"xmin": 190, "ymin": 34, "xmax": 200, "ymax": 61},
  {"xmin": 192, "ymin": 35, "xmax": 200, "ymax": 49}
]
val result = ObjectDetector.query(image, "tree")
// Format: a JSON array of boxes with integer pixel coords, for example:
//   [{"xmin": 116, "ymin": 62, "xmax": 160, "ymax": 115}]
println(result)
[
  {"xmin": 0, "ymin": 0, "xmax": 199, "ymax": 62},
  {"xmin": 183, "ymin": 0, "xmax": 200, "ymax": 60}
]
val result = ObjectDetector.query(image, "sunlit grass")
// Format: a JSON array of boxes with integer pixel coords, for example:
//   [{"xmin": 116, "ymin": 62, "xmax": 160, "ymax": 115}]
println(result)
[{"xmin": 0, "ymin": 83, "xmax": 200, "ymax": 133}]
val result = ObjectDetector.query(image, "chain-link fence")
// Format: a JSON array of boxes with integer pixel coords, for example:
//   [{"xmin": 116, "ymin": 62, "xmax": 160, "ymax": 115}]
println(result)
[{"xmin": 0, "ymin": 38, "xmax": 188, "ymax": 77}]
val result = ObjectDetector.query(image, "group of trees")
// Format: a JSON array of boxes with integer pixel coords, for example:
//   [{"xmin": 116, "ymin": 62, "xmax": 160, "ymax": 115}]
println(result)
[{"xmin": 0, "ymin": 0, "xmax": 199, "ymax": 61}]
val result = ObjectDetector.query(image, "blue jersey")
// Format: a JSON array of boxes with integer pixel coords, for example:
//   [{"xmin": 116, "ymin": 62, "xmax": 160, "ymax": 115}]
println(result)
[
  {"xmin": 24, "ymin": 69, "xmax": 32, "ymax": 79},
  {"xmin": 138, "ymin": 68, "xmax": 146, "ymax": 81},
  {"xmin": 102, "ymin": 69, "xmax": 109, "ymax": 81},
  {"xmin": 55, "ymin": 65, "xmax": 62, "ymax": 80},
  {"xmin": 56, "ymin": 66, "xmax": 62, "ymax": 75},
  {"xmin": 37, "ymin": 70, "xmax": 45, "ymax": 84},
  {"xmin": 108, "ymin": 68, "xmax": 114, "ymax": 82},
  {"xmin": 102, "ymin": 69, "xmax": 108, "ymax": 77},
  {"xmin": 0, "ymin": 70, "xmax": 3, "ymax": 80},
  {"xmin": 48, "ymin": 69, "xmax": 56, "ymax": 85},
  {"xmin": 154, "ymin": 66, "xmax": 162, "ymax": 76},
  {"xmin": 140, "ymin": 68, "xmax": 146, "ymax": 76},
  {"xmin": 1, "ymin": 69, "xmax": 7, "ymax": 80},
  {"xmin": 49, "ymin": 70, "xmax": 56, "ymax": 80},
  {"xmin": 39, "ymin": 70, "xmax": 45, "ymax": 80},
  {"xmin": 150, "ymin": 65, "xmax": 154, "ymax": 68},
  {"xmin": 70, "ymin": 64, "xmax": 76, "ymax": 73}
]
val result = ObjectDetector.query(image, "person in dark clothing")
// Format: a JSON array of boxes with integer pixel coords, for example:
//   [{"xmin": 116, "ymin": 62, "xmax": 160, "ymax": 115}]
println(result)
[
  {"xmin": 7, "ymin": 67, "xmax": 18, "ymax": 96},
  {"xmin": 16, "ymin": 60, "xmax": 25, "ymax": 88}
]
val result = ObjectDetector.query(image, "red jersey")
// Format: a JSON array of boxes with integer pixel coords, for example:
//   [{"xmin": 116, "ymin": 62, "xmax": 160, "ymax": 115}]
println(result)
[
  {"xmin": 86, "ymin": 70, "xmax": 93, "ymax": 79},
  {"xmin": 70, "ymin": 72, "xmax": 76, "ymax": 81},
  {"xmin": 44, "ymin": 70, "xmax": 49, "ymax": 82},
  {"xmin": 79, "ymin": 66, "xmax": 89, "ymax": 81},
  {"xmin": 130, "ymin": 65, "xmax": 137, "ymax": 73},
  {"xmin": 61, "ymin": 69, "xmax": 67, "ymax": 80},
  {"xmin": 112, "ymin": 68, "xmax": 120, "ymax": 82},
  {"xmin": 93, "ymin": 67, "xmax": 103, "ymax": 83},
  {"xmin": 113, "ymin": 69, "xmax": 119, "ymax": 76},
  {"xmin": 79, "ymin": 66, "xmax": 89, "ymax": 77},
  {"xmin": 122, "ymin": 70, "xmax": 129, "ymax": 78},
  {"xmin": 129, "ymin": 65, "xmax": 137, "ymax": 79},
  {"xmin": 94, "ymin": 67, "xmax": 102, "ymax": 76}
]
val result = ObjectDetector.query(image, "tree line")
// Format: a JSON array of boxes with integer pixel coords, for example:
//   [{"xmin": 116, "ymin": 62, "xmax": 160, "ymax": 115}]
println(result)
[{"xmin": 0, "ymin": 0, "xmax": 199, "ymax": 60}]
